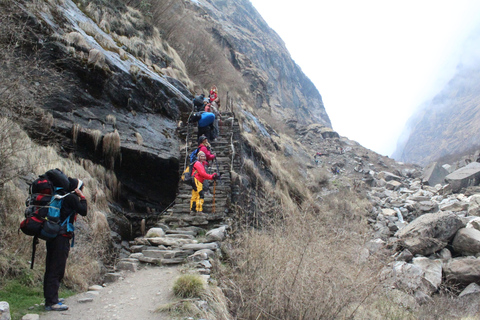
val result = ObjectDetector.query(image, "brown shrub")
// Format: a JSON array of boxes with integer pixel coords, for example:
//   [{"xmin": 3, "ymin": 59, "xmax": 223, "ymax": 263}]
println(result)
[
  {"xmin": 220, "ymin": 181, "xmax": 384, "ymax": 319},
  {"xmin": 103, "ymin": 129, "xmax": 121, "ymax": 169}
]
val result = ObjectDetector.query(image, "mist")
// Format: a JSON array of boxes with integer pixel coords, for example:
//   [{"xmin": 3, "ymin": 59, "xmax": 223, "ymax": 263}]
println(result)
[{"xmin": 249, "ymin": 0, "xmax": 480, "ymax": 156}]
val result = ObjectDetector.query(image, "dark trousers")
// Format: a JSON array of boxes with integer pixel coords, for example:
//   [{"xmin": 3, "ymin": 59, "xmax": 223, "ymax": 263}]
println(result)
[
  {"xmin": 198, "ymin": 124, "xmax": 215, "ymax": 141},
  {"xmin": 44, "ymin": 235, "xmax": 70, "ymax": 306}
]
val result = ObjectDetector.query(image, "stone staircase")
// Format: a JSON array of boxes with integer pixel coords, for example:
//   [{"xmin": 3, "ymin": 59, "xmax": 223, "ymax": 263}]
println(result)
[
  {"xmin": 162, "ymin": 111, "xmax": 241, "ymax": 227},
  {"xmin": 113, "ymin": 111, "xmax": 241, "ymax": 273}
]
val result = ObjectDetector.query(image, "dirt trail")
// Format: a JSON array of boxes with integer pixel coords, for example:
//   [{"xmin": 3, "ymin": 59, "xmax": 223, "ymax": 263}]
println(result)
[{"xmin": 40, "ymin": 265, "xmax": 180, "ymax": 320}]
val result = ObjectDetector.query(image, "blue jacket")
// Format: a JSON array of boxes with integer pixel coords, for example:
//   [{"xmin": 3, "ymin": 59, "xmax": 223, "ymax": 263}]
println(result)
[{"xmin": 198, "ymin": 112, "xmax": 215, "ymax": 127}]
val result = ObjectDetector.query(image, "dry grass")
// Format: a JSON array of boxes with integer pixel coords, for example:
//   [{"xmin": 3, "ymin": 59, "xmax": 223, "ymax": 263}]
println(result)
[
  {"xmin": 134, "ymin": 132, "xmax": 143, "ymax": 145},
  {"xmin": 63, "ymin": 31, "xmax": 91, "ymax": 51},
  {"xmin": 222, "ymin": 122, "xmax": 394, "ymax": 318},
  {"xmin": 87, "ymin": 48, "xmax": 107, "ymax": 69},
  {"xmin": 103, "ymin": 129, "xmax": 121, "ymax": 169},
  {"xmin": 220, "ymin": 191, "xmax": 383, "ymax": 319},
  {"xmin": 157, "ymin": 276, "xmax": 232, "ymax": 320},
  {"xmin": 87, "ymin": 129, "xmax": 103, "ymax": 150}
]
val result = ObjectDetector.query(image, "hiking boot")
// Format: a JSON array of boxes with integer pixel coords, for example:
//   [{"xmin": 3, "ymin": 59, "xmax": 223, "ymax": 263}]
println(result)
[{"xmin": 45, "ymin": 302, "xmax": 69, "ymax": 311}]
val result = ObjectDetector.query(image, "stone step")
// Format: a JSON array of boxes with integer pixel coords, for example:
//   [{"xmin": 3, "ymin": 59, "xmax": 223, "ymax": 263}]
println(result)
[
  {"xmin": 165, "ymin": 229, "xmax": 197, "ymax": 236},
  {"xmin": 142, "ymin": 249, "xmax": 187, "ymax": 259}
]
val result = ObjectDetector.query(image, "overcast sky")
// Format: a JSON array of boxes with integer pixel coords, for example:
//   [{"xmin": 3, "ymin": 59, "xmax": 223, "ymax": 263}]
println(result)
[{"xmin": 248, "ymin": 0, "xmax": 480, "ymax": 156}]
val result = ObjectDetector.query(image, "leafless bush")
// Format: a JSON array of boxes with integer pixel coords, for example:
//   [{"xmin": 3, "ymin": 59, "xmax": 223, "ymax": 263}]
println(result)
[{"xmin": 220, "ymin": 191, "xmax": 383, "ymax": 319}]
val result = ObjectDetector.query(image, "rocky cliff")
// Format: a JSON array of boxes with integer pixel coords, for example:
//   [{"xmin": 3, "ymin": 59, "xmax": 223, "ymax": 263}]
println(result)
[
  {"xmin": 3, "ymin": 0, "xmax": 331, "ymax": 225},
  {"xmin": 193, "ymin": 0, "xmax": 331, "ymax": 127}
]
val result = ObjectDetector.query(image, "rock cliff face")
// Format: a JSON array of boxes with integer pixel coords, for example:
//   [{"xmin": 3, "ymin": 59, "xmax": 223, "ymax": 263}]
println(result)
[
  {"xmin": 193, "ymin": 0, "xmax": 331, "ymax": 127},
  {"xmin": 393, "ymin": 64, "xmax": 480, "ymax": 166},
  {"xmin": 11, "ymin": 0, "xmax": 331, "ymax": 218}
]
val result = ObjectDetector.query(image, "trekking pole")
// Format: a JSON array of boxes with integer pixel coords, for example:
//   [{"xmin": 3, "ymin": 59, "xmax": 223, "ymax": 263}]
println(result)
[
  {"xmin": 184, "ymin": 108, "xmax": 195, "ymax": 171},
  {"xmin": 214, "ymin": 157, "xmax": 220, "ymax": 176},
  {"xmin": 213, "ymin": 179, "xmax": 216, "ymax": 214}
]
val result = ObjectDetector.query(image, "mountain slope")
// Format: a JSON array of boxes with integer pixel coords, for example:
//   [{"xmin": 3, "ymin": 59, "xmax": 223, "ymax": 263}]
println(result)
[
  {"xmin": 393, "ymin": 64, "xmax": 480, "ymax": 165},
  {"xmin": 196, "ymin": 0, "xmax": 331, "ymax": 126}
]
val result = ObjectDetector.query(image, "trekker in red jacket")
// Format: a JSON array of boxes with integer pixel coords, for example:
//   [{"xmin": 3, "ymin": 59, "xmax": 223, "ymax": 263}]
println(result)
[
  {"xmin": 197, "ymin": 135, "xmax": 216, "ymax": 162},
  {"xmin": 190, "ymin": 151, "xmax": 218, "ymax": 215}
]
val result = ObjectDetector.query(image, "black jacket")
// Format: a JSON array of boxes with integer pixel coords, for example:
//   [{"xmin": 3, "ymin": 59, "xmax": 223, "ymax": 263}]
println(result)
[{"xmin": 60, "ymin": 193, "xmax": 87, "ymax": 225}]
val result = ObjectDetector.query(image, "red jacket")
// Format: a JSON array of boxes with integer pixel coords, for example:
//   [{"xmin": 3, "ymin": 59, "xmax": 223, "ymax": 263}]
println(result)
[
  {"xmin": 198, "ymin": 144, "xmax": 215, "ymax": 161},
  {"xmin": 193, "ymin": 161, "xmax": 215, "ymax": 183},
  {"xmin": 209, "ymin": 91, "xmax": 218, "ymax": 103}
]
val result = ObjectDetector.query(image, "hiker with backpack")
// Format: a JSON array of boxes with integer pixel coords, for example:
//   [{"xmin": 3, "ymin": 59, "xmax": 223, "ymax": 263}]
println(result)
[
  {"xmin": 193, "ymin": 94, "xmax": 205, "ymax": 112},
  {"xmin": 44, "ymin": 177, "xmax": 87, "ymax": 311},
  {"xmin": 191, "ymin": 111, "xmax": 217, "ymax": 141},
  {"xmin": 197, "ymin": 135, "xmax": 216, "ymax": 162},
  {"xmin": 197, "ymin": 135, "xmax": 217, "ymax": 195},
  {"xmin": 190, "ymin": 151, "xmax": 219, "ymax": 215}
]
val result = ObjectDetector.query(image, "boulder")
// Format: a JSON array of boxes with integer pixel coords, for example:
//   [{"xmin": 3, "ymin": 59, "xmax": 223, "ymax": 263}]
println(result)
[
  {"xmin": 468, "ymin": 195, "xmax": 480, "ymax": 216},
  {"xmin": 439, "ymin": 201, "xmax": 469, "ymax": 212},
  {"xmin": 445, "ymin": 162, "xmax": 480, "ymax": 192},
  {"xmin": 205, "ymin": 226, "xmax": 227, "ymax": 242},
  {"xmin": 187, "ymin": 251, "xmax": 209, "ymax": 262},
  {"xmin": 378, "ymin": 171, "xmax": 403, "ymax": 182},
  {"xmin": 0, "ymin": 302, "xmax": 10, "ymax": 320},
  {"xmin": 104, "ymin": 272, "xmax": 123, "ymax": 283},
  {"xmin": 115, "ymin": 260, "xmax": 138, "ymax": 272},
  {"xmin": 145, "ymin": 228, "xmax": 165, "ymax": 238},
  {"xmin": 395, "ymin": 212, "xmax": 463, "ymax": 255},
  {"xmin": 396, "ymin": 249, "xmax": 413, "ymax": 262},
  {"xmin": 435, "ymin": 248, "xmax": 452, "ymax": 261},
  {"xmin": 466, "ymin": 217, "xmax": 480, "ymax": 230},
  {"xmin": 412, "ymin": 257, "xmax": 443, "ymax": 292},
  {"xmin": 422, "ymin": 162, "xmax": 449, "ymax": 186},
  {"xmin": 392, "ymin": 261, "xmax": 435, "ymax": 295},
  {"xmin": 444, "ymin": 257, "xmax": 480, "ymax": 285},
  {"xmin": 452, "ymin": 228, "xmax": 480, "ymax": 256},
  {"xmin": 365, "ymin": 238, "xmax": 386, "ymax": 254},
  {"xmin": 442, "ymin": 164, "xmax": 453, "ymax": 173},
  {"xmin": 459, "ymin": 282, "xmax": 480, "ymax": 298},
  {"xmin": 386, "ymin": 180, "xmax": 402, "ymax": 190},
  {"xmin": 417, "ymin": 201, "xmax": 439, "ymax": 213}
]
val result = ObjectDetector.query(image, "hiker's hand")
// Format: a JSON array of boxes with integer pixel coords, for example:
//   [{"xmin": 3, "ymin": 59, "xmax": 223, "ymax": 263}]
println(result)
[
  {"xmin": 212, "ymin": 173, "xmax": 218, "ymax": 180},
  {"xmin": 75, "ymin": 188, "xmax": 85, "ymax": 198},
  {"xmin": 212, "ymin": 154, "xmax": 216, "ymax": 159}
]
